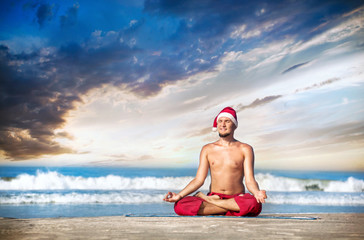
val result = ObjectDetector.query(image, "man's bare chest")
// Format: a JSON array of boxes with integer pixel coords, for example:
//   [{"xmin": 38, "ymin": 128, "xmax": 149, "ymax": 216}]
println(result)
[{"xmin": 208, "ymin": 149, "xmax": 244, "ymax": 169}]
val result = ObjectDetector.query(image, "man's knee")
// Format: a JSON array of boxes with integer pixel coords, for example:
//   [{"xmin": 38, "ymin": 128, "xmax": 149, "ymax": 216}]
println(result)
[
  {"xmin": 174, "ymin": 196, "xmax": 203, "ymax": 216},
  {"xmin": 233, "ymin": 194, "xmax": 262, "ymax": 217},
  {"xmin": 174, "ymin": 201, "xmax": 186, "ymax": 215}
]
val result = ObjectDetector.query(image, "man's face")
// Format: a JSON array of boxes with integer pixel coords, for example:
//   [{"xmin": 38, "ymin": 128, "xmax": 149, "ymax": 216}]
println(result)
[{"xmin": 217, "ymin": 117, "xmax": 236, "ymax": 137}]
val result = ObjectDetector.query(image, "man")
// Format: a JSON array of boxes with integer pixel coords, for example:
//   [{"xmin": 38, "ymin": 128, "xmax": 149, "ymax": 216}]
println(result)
[{"xmin": 163, "ymin": 107, "xmax": 267, "ymax": 216}]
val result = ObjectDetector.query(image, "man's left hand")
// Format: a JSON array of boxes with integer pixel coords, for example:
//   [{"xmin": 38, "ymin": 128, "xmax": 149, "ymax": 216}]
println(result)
[{"xmin": 254, "ymin": 190, "xmax": 267, "ymax": 203}]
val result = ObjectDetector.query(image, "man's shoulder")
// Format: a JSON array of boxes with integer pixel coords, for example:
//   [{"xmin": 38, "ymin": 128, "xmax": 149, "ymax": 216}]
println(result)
[
  {"xmin": 201, "ymin": 141, "xmax": 221, "ymax": 152},
  {"xmin": 235, "ymin": 141, "xmax": 253, "ymax": 151},
  {"xmin": 202, "ymin": 142, "xmax": 216, "ymax": 149},
  {"xmin": 202, "ymin": 141, "xmax": 253, "ymax": 150}
]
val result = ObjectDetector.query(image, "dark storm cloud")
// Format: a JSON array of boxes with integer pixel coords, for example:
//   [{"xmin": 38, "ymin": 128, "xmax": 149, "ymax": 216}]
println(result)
[
  {"xmin": 0, "ymin": 44, "xmax": 78, "ymax": 159},
  {"xmin": 0, "ymin": 131, "xmax": 74, "ymax": 160},
  {"xmin": 0, "ymin": 35, "xmax": 144, "ymax": 159},
  {"xmin": 0, "ymin": 19, "xmax": 212, "ymax": 159}
]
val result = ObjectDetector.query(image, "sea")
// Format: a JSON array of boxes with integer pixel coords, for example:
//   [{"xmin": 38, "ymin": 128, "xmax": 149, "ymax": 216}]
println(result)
[{"xmin": 0, "ymin": 166, "xmax": 363, "ymax": 219}]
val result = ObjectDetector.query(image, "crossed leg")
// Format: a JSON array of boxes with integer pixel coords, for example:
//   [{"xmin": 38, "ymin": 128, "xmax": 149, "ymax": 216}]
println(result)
[{"xmin": 195, "ymin": 192, "xmax": 240, "ymax": 215}]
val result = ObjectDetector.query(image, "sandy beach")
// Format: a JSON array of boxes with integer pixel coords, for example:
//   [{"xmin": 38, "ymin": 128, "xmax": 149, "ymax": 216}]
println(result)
[{"xmin": 0, "ymin": 213, "xmax": 363, "ymax": 239}]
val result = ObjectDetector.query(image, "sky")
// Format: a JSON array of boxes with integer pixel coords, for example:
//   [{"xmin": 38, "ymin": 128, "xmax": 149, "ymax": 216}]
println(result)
[{"xmin": 0, "ymin": 0, "xmax": 363, "ymax": 171}]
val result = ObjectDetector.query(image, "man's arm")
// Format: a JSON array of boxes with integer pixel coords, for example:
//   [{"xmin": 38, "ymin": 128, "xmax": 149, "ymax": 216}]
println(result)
[
  {"xmin": 164, "ymin": 146, "xmax": 209, "ymax": 202},
  {"xmin": 243, "ymin": 145, "xmax": 267, "ymax": 203}
]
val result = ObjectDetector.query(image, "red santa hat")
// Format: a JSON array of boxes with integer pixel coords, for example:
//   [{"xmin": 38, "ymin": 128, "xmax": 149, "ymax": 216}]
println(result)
[{"xmin": 212, "ymin": 107, "xmax": 238, "ymax": 131}]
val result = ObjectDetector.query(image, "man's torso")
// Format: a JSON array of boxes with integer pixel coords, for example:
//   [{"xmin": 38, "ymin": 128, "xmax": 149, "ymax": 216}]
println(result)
[{"xmin": 205, "ymin": 140, "xmax": 248, "ymax": 195}]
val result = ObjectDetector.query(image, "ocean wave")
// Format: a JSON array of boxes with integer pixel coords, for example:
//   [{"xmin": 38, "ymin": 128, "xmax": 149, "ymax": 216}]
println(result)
[
  {"xmin": 256, "ymin": 173, "xmax": 364, "ymax": 192},
  {"xmin": 1, "ymin": 191, "xmax": 363, "ymax": 206},
  {"xmin": 0, "ymin": 191, "xmax": 164, "ymax": 205},
  {"xmin": 0, "ymin": 171, "xmax": 202, "ymax": 191},
  {"xmin": 0, "ymin": 171, "xmax": 363, "ymax": 192},
  {"xmin": 267, "ymin": 192, "xmax": 364, "ymax": 206}
]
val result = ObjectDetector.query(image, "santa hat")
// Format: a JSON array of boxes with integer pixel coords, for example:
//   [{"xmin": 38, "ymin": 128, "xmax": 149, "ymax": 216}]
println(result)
[{"xmin": 212, "ymin": 107, "xmax": 238, "ymax": 131}]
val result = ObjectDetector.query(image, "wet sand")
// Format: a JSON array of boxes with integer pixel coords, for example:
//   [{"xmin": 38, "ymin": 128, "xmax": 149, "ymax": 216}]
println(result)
[{"xmin": 1, "ymin": 213, "xmax": 363, "ymax": 239}]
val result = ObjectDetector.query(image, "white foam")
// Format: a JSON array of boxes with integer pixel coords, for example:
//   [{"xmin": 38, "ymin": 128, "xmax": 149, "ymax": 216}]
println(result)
[
  {"xmin": 0, "ymin": 171, "xmax": 210, "ymax": 191},
  {"xmin": 255, "ymin": 173, "xmax": 364, "ymax": 192},
  {"xmin": 1, "ymin": 191, "xmax": 363, "ymax": 206},
  {"xmin": 324, "ymin": 177, "xmax": 364, "ymax": 192},
  {"xmin": 266, "ymin": 192, "xmax": 364, "ymax": 206},
  {"xmin": 0, "ymin": 171, "xmax": 363, "ymax": 192},
  {"xmin": 0, "ymin": 192, "xmax": 164, "ymax": 204}
]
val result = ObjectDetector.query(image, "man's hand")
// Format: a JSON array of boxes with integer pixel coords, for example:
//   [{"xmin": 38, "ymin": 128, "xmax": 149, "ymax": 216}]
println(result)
[
  {"xmin": 163, "ymin": 192, "xmax": 182, "ymax": 202},
  {"xmin": 254, "ymin": 190, "xmax": 267, "ymax": 203}
]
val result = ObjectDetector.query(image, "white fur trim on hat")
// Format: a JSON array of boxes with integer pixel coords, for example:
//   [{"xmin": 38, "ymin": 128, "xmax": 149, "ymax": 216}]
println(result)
[{"xmin": 216, "ymin": 112, "xmax": 238, "ymax": 127}]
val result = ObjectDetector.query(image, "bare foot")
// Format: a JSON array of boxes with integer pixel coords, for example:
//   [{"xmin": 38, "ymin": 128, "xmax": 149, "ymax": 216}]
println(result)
[
  {"xmin": 194, "ymin": 191, "xmax": 206, "ymax": 199},
  {"xmin": 195, "ymin": 192, "xmax": 220, "ymax": 203}
]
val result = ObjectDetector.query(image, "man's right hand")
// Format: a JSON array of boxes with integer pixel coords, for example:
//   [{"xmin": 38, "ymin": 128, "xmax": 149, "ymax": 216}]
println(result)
[{"xmin": 163, "ymin": 192, "xmax": 182, "ymax": 202}]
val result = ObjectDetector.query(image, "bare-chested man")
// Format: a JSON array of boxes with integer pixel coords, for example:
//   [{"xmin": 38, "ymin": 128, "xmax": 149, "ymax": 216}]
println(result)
[{"xmin": 163, "ymin": 107, "xmax": 267, "ymax": 216}]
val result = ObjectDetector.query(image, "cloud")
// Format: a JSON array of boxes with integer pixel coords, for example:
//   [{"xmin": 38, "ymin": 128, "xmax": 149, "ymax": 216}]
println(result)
[
  {"xmin": 0, "ymin": 44, "xmax": 80, "ymax": 159},
  {"xmin": 89, "ymin": 153, "xmax": 153, "ymax": 166},
  {"xmin": 137, "ymin": 155, "xmax": 154, "ymax": 161},
  {"xmin": 282, "ymin": 61, "xmax": 310, "ymax": 74},
  {"xmin": 60, "ymin": 3, "xmax": 79, "ymax": 27},
  {"xmin": 188, "ymin": 127, "xmax": 212, "ymax": 138},
  {"xmin": 218, "ymin": 38, "xmax": 297, "ymax": 73},
  {"xmin": 258, "ymin": 121, "xmax": 364, "ymax": 155},
  {"xmin": 1, "ymin": 0, "xmax": 363, "ymax": 162},
  {"xmin": 231, "ymin": 77, "xmax": 342, "ymax": 114},
  {"xmin": 183, "ymin": 96, "xmax": 206, "ymax": 105},
  {"xmin": 230, "ymin": 17, "xmax": 288, "ymax": 40},
  {"xmin": 36, "ymin": 3, "xmax": 56, "ymax": 27},
  {"xmin": 294, "ymin": 78, "xmax": 341, "ymax": 93},
  {"xmin": 291, "ymin": 9, "xmax": 364, "ymax": 54},
  {"xmin": 144, "ymin": 0, "xmax": 362, "ymax": 44},
  {"xmin": 186, "ymin": 95, "xmax": 283, "ymax": 138},
  {"xmin": 22, "ymin": 1, "xmax": 81, "ymax": 29},
  {"xmin": 0, "ymin": 21, "xmax": 219, "ymax": 159},
  {"xmin": 55, "ymin": 131, "xmax": 74, "ymax": 140},
  {"xmin": 0, "ymin": 128, "xmax": 74, "ymax": 160},
  {"xmin": 235, "ymin": 95, "xmax": 283, "ymax": 112},
  {"xmin": 0, "ymin": 44, "xmax": 91, "ymax": 159}
]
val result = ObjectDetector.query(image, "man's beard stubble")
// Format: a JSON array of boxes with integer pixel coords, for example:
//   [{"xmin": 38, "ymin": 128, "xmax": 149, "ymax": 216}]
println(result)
[{"xmin": 219, "ymin": 133, "xmax": 231, "ymax": 138}]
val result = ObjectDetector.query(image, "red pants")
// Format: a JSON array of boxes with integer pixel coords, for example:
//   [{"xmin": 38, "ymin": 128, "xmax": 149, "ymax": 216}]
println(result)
[{"xmin": 174, "ymin": 192, "xmax": 262, "ymax": 217}]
